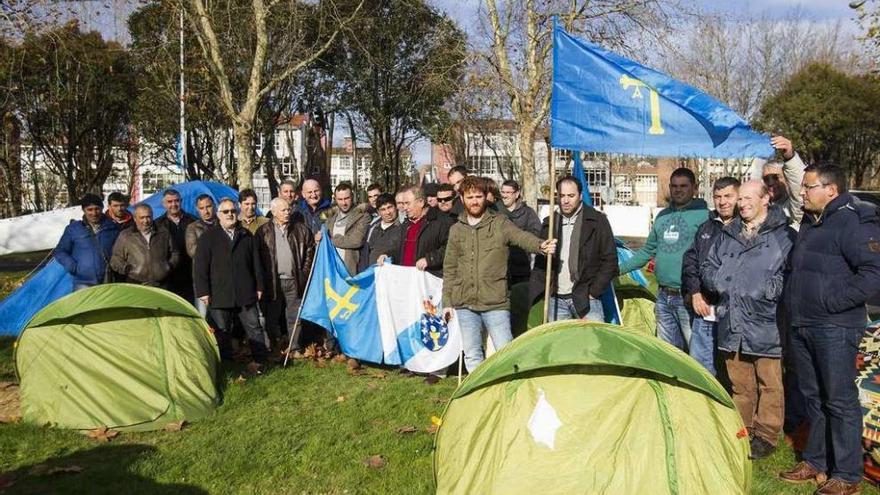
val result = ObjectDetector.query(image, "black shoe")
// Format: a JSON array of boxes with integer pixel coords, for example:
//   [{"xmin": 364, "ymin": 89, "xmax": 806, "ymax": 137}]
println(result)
[{"xmin": 749, "ymin": 435, "xmax": 776, "ymax": 460}]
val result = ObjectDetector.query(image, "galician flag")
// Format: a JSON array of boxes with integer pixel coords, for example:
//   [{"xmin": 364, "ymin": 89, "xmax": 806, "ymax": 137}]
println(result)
[
  {"xmin": 374, "ymin": 264, "xmax": 461, "ymax": 373},
  {"xmin": 300, "ymin": 228, "xmax": 461, "ymax": 372}
]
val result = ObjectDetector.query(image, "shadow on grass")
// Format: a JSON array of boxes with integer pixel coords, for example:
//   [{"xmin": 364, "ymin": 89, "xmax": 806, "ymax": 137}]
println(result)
[{"xmin": 1, "ymin": 444, "xmax": 208, "ymax": 495}]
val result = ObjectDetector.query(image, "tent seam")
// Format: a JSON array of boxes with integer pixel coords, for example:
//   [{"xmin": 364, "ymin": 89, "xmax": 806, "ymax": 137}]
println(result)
[{"xmin": 649, "ymin": 380, "xmax": 679, "ymax": 495}]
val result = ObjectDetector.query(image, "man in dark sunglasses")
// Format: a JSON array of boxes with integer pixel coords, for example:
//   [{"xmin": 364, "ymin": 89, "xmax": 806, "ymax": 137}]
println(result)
[{"xmin": 435, "ymin": 184, "xmax": 457, "ymax": 217}]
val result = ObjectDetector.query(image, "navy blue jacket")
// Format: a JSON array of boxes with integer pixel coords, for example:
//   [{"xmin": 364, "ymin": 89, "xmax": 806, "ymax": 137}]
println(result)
[
  {"xmin": 296, "ymin": 198, "xmax": 331, "ymax": 235},
  {"xmin": 54, "ymin": 216, "xmax": 120, "ymax": 286},
  {"xmin": 788, "ymin": 193, "xmax": 880, "ymax": 329},
  {"xmin": 702, "ymin": 205, "xmax": 796, "ymax": 357},
  {"xmin": 681, "ymin": 211, "xmax": 726, "ymax": 304}
]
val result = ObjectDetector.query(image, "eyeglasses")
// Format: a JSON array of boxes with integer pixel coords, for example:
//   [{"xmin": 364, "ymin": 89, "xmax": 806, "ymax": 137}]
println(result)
[
  {"xmin": 436, "ymin": 196, "xmax": 454, "ymax": 203},
  {"xmin": 219, "ymin": 209, "xmax": 236, "ymax": 214},
  {"xmin": 802, "ymin": 183, "xmax": 827, "ymax": 191}
]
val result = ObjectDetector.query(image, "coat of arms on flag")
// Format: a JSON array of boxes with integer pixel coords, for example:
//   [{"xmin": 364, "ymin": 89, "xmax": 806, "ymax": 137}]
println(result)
[{"xmin": 419, "ymin": 297, "xmax": 449, "ymax": 352}]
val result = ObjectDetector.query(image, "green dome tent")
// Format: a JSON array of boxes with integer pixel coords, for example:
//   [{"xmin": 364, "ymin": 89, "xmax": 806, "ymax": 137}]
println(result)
[
  {"xmin": 434, "ymin": 321, "xmax": 750, "ymax": 494},
  {"xmin": 15, "ymin": 284, "xmax": 221, "ymax": 432}
]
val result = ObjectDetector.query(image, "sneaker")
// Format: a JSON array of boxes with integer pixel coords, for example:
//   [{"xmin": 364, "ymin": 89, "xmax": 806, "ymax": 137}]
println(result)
[
  {"xmin": 779, "ymin": 461, "xmax": 827, "ymax": 485},
  {"xmin": 815, "ymin": 478, "xmax": 861, "ymax": 495},
  {"xmin": 749, "ymin": 435, "xmax": 776, "ymax": 460}
]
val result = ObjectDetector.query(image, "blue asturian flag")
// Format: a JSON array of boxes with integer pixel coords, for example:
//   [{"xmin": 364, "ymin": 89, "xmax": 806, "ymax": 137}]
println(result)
[
  {"xmin": 551, "ymin": 23, "xmax": 774, "ymax": 159},
  {"xmin": 299, "ymin": 228, "xmax": 384, "ymax": 363}
]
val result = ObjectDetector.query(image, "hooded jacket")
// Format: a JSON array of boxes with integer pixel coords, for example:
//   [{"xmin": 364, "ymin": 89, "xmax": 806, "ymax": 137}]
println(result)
[
  {"xmin": 54, "ymin": 216, "xmax": 120, "ymax": 286},
  {"xmin": 444, "ymin": 210, "xmax": 543, "ymax": 312},
  {"xmin": 702, "ymin": 205, "xmax": 796, "ymax": 357},
  {"xmin": 619, "ymin": 198, "xmax": 709, "ymax": 289},
  {"xmin": 787, "ymin": 193, "xmax": 880, "ymax": 328}
]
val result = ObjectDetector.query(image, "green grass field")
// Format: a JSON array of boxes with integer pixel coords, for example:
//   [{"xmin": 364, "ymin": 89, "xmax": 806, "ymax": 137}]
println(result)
[{"xmin": 0, "ymin": 271, "xmax": 879, "ymax": 494}]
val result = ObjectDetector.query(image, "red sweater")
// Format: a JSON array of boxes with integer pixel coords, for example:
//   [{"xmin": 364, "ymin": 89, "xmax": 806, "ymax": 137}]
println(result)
[{"xmin": 401, "ymin": 216, "xmax": 425, "ymax": 266}]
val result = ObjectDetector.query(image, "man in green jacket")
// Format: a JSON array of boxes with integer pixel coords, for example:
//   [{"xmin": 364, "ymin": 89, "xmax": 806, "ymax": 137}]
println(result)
[
  {"xmin": 443, "ymin": 176, "xmax": 556, "ymax": 372},
  {"xmin": 619, "ymin": 168, "xmax": 709, "ymax": 351}
]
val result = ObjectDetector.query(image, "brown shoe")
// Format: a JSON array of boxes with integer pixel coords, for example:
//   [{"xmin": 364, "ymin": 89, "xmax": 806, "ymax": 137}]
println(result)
[
  {"xmin": 815, "ymin": 478, "xmax": 861, "ymax": 495},
  {"xmin": 779, "ymin": 461, "xmax": 827, "ymax": 485}
]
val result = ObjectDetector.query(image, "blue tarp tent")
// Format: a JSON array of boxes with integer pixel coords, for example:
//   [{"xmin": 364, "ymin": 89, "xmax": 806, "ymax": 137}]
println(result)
[{"xmin": 0, "ymin": 180, "xmax": 241, "ymax": 336}]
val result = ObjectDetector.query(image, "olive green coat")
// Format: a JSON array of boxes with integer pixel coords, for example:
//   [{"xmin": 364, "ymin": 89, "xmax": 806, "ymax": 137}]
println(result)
[{"xmin": 443, "ymin": 211, "xmax": 543, "ymax": 311}]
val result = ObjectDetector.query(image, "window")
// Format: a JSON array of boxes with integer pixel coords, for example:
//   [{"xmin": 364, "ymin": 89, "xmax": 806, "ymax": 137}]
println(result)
[
  {"xmin": 614, "ymin": 175, "xmax": 633, "ymax": 204},
  {"xmin": 634, "ymin": 174, "xmax": 658, "ymax": 206},
  {"xmin": 273, "ymin": 130, "xmax": 282, "ymax": 154}
]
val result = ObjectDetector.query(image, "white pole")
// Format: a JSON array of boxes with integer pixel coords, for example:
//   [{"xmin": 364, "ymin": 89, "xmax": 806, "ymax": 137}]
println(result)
[
  {"xmin": 283, "ymin": 238, "xmax": 320, "ymax": 367},
  {"xmin": 179, "ymin": 6, "xmax": 186, "ymax": 172}
]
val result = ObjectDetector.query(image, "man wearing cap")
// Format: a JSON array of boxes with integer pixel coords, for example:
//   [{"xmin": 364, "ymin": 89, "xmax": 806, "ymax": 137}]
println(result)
[{"xmin": 54, "ymin": 194, "xmax": 121, "ymax": 291}]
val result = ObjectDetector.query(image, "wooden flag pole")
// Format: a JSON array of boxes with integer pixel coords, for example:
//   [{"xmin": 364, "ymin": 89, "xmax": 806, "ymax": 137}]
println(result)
[
  {"xmin": 283, "ymin": 236, "xmax": 321, "ymax": 368},
  {"xmin": 542, "ymin": 151, "xmax": 557, "ymax": 324}
]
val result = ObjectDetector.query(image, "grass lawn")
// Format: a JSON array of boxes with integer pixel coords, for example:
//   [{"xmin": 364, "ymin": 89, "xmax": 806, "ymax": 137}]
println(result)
[{"xmin": 1, "ymin": 273, "xmax": 879, "ymax": 494}]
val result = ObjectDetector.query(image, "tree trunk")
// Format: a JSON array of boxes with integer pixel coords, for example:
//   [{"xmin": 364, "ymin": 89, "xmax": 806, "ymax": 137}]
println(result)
[
  {"xmin": 233, "ymin": 123, "xmax": 253, "ymax": 189},
  {"xmin": 518, "ymin": 124, "xmax": 538, "ymax": 208}
]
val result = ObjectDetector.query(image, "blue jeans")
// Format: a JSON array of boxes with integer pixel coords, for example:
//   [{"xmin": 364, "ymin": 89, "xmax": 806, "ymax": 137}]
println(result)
[
  {"xmin": 690, "ymin": 316, "xmax": 717, "ymax": 375},
  {"xmin": 547, "ymin": 296, "xmax": 604, "ymax": 322},
  {"xmin": 457, "ymin": 308, "xmax": 512, "ymax": 372},
  {"xmin": 73, "ymin": 282, "xmax": 93, "ymax": 292},
  {"xmin": 655, "ymin": 289, "xmax": 692, "ymax": 351},
  {"xmin": 791, "ymin": 325, "xmax": 864, "ymax": 482}
]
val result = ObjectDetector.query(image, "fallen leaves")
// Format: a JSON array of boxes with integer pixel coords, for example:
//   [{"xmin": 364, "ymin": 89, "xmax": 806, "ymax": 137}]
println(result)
[
  {"xmin": 426, "ymin": 416, "xmax": 443, "ymax": 434},
  {"xmin": 86, "ymin": 426, "xmax": 119, "ymax": 443},
  {"xmin": 0, "ymin": 414, "xmax": 21, "ymax": 424},
  {"xmin": 164, "ymin": 420, "xmax": 187, "ymax": 432},
  {"xmin": 362, "ymin": 455, "xmax": 387, "ymax": 469},
  {"xmin": 234, "ymin": 375, "xmax": 247, "ymax": 385},
  {"xmin": 336, "ymin": 395, "xmax": 346, "ymax": 403},
  {"xmin": 347, "ymin": 358, "xmax": 361, "ymax": 371},
  {"xmin": 395, "ymin": 425, "xmax": 417, "ymax": 434},
  {"xmin": 365, "ymin": 381, "xmax": 379, "ymax": 390}
]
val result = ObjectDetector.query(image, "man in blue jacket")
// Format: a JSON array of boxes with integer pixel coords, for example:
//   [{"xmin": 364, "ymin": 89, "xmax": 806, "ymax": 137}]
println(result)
[
  {"xmin": 54, "ymin": 194, "xmax": 120, "ymax": 291},
  {"xmin": 780, "ymin": 165, "xmax": 880, "ymax": 495}
]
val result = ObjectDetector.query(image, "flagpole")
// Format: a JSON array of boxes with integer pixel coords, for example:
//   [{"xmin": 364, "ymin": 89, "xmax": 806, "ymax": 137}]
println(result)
[
  {"xmin": 283, "ymin": 236, "xmax": 321, "ymax": 367},
  {"xmin": 542, "ymin": 149, "xmax": 557, "ymax": 324}
]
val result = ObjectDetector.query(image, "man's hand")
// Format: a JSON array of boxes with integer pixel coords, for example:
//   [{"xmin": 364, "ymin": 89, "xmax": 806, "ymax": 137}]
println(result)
[
  {"xmin": 376, "ymin": 254, "xmax": 388, "ymax": 266},
  {"xmin": 692, "ymin": 292, "xmax": 711, "ymax": 317},
  {"xmin": 256, "ymin": 291, "xmax": 263, "ymax": 301},
  {"xmin": 540, "ymin": 239, "xmax": 557, "ymax": 255},
  {"xmin": 314, "ymin": 231, "xmax": 322, "ymax": 243},
  {"xmin": 442, "ymin": 307, "xmax": 454, "ymax": 321},
  {"xmin": 771, "ymin": 135, "xmax": 795, "ymax": 161},
  {"xmin": 199, "ymin": 295, "xmax": 211, "ymax": 306},
  {"xmin": 415, "ymin": 258, "xmax": 428, "ymax": 270}
]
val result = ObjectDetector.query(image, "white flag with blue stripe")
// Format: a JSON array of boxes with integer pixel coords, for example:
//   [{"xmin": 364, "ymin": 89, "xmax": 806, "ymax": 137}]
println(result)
[{"xmin": 375, "ymin": 264, "xmax": 462, "ymax": 373}]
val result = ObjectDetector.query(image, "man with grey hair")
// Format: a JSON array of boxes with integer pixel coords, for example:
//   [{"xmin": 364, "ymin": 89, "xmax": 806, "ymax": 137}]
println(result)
[
  {"xmin": 701, "ymin": 180, "xmax": 796, "ymax": 460},
  {"xmin": 111, "ymin": 203, "xmax": 179, "ymax": 287},
  {"xmin": 748, "ymin": 135, "xmax": 806, "ymax": 229},
  {"xmin": 194, "ymin": 198, "xmax": 268, "ymax": 369},
  {"xmin": 256, "ymin": 197, "xmax": 315, "ymax": 359}
]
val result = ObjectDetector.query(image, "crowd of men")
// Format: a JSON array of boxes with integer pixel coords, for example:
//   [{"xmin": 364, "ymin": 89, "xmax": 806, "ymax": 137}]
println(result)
[{"xmin": 53, "ymin": 136, "xmax": 880, "ymax": 495}]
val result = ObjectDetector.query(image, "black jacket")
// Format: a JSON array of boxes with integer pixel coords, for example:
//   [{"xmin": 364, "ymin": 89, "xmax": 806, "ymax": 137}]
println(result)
[
  {"xmin": 358, "ymin": 220, "xmax": 402, "ymax": 272},
  {"xmin": 155, "ymin": 213, "xmax": 197, "ymax": 300},
  {"xmin": 194, "ymin": 224, "xmax": 265, "ymax": 309},
  {"xmin": 396, "ymin": 207, "xmax": 455, "ymax": 278},
  {"xmin": 702, "ymin": 205, "xmax": 796, "ymax": 357},
  {"xmin": 506, "ymin": 202, "xmax": 542, "ymax": 280},
  {"xmin": 681, "ymin": 212, "xmax": 726, "ymax": 304},
  {"xmin": 788, "ymin": 193, "xmax": 880, "ymax": 328},
  {"xmin": 530, "ymin": 206, "xmax": 618, "ymax": 317}
]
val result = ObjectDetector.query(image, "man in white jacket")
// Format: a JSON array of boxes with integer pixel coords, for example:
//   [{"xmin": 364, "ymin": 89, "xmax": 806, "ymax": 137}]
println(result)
[{"xmin": 748, "ymin": 135, "xmax": 806, "ymax": 230}]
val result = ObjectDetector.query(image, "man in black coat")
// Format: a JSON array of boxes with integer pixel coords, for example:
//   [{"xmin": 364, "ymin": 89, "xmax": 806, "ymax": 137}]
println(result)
[
  {"xmin": 357, "ymin": 193, "xmax": 402, "ymax": 273},
  {"xmin": 530, "ymin": 176, "xmax": 618, "ymax": 322},
  {"xmin": 155, "ymin": 188, "xmax": 197, "ymax": 302},
  {"xmin": 681, "ymin": 176, "xmax": 740, "ymax": 375},
  {"xmin": 194, "ymin": 198, "xmax": 268, "ymax": 368},
  {"xmin": 779, "ymin": 165, "xmax": 880, "ymax": 492},
  {"xmin": 500, "ymin": 179, "xmax": 542, "ymax": 286}
]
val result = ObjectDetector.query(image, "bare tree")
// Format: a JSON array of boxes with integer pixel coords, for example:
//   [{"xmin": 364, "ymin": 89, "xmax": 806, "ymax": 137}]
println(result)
[
  {"xmin": 658, "ymin": 8, "xmax": 870, "ymax": 121},
  {"xmin": 183, "ymin": 0, "xmax": 362, "ymax": 189},
  {"xmin": 478, "ymin": 0, "xmax": 678, "ymax": 206}
]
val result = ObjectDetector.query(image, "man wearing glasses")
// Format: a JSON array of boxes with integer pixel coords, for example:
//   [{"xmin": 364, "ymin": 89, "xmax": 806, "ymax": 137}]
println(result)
[
  {"xmin": 194, "ymin": 198, "xmax": 268, "ymax": 371},
  {"xmin": 779, "ymin": 165, "xmax": 880, "ymax": 494},
  {"xmin": 751, "ymin": 135, "xmax": 806, "ymax": 230},
  {"xmin": 435, "ymin": 184, "xmax": 457, "ymax": 218}
]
